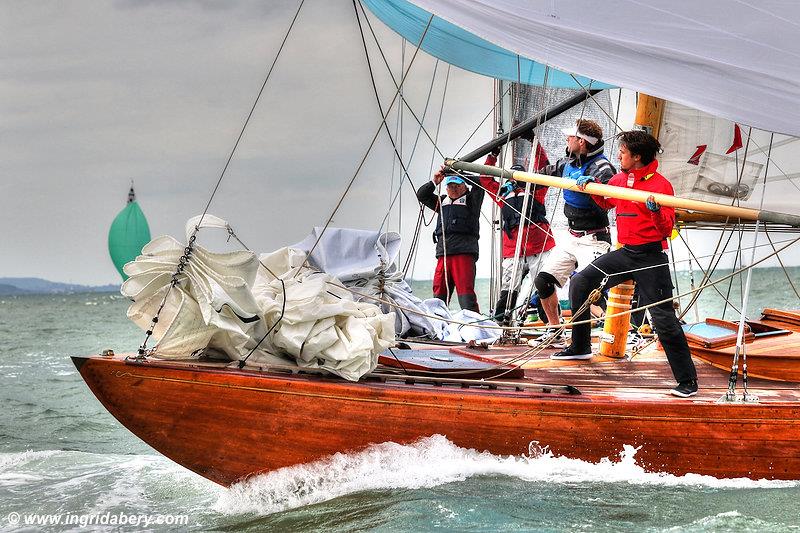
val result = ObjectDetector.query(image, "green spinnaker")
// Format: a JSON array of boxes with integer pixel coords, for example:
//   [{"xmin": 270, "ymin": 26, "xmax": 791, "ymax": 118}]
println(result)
[{"xmin": 108, "ymin": 194, "xmax": 151, "ymax": 280}]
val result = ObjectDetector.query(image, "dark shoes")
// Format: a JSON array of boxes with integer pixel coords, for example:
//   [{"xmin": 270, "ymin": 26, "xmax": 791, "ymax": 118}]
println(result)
[
  {"xmin": 550, "ymin": 346, "xmax": 593, "ymax": 361},
  {"xmin": 670, "ymin": 380, "xmax": 698, "ymax": 398}
]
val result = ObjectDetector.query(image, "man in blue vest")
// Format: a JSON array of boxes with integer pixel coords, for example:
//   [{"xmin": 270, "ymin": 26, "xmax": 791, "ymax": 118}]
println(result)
[
  {"xmin": 532, "ymin": 119, "xmax": 617, "ymax": 344},
  {"xmin": 416, "ymin": 167, "xmax": 485, "ymax": 313}
]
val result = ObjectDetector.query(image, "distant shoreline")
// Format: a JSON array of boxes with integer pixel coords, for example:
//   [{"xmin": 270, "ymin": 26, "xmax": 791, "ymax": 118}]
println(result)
[
  {"xmin": 3, "ymin": 264, "xmax": 797, "ymax": 295},
  {"xmin": 0, "ymin": 277, "xmax": 120, "ymax": 296}
]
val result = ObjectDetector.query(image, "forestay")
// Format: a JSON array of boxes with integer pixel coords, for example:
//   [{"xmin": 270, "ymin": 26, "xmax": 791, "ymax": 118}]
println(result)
[{"xmin": 407, "ymin": 0, "xmax": 800, "ymax": 137}]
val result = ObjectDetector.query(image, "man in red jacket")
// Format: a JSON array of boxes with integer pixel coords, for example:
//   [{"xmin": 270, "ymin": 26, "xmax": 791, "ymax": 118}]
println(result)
[
  {"xmin": 480, "ymin": 154, "xmax": 556, "ymax": 324},
  {"xmin": 551, "ymin": 130, "xmax": 698, "ymax": 398}
]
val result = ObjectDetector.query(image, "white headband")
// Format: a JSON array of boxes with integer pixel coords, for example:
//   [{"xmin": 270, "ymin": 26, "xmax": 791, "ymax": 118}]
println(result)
[{"xmin": 561, "ymin": 127, "xmax": 598, "ymax": 145}]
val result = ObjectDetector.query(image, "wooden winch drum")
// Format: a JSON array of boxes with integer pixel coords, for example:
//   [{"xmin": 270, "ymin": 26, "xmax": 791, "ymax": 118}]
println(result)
[{"xmin": 599, "ymin": 281, "xmax": 636, "ymax": 358}]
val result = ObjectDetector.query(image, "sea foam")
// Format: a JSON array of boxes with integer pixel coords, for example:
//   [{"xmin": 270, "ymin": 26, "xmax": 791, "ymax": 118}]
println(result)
[{"xmin": 215, "ymin": 435, "xmax": 799, "ymax": 516}]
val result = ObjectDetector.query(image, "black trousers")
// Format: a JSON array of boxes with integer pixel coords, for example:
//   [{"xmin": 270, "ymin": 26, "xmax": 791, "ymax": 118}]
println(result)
[{"xmin": 569, "ymin": 246, "xmax": 697, "ymax": 383}]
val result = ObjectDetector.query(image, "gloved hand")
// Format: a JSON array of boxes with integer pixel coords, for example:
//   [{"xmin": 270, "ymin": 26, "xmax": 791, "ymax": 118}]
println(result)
[
  {"xmin": 646, "ymin": 195, "xmax": 660, "ymax": 212},
  {"xmin": 490, "ymin": 146, "xmax": 502, "ymax": 157},
  {"xmin": 575, "ymin": 174, "xmax": 595, "ymax": 190},
  {"xmin": 498, "ymin": 180, "xmax": 514, "ymax": 197}
]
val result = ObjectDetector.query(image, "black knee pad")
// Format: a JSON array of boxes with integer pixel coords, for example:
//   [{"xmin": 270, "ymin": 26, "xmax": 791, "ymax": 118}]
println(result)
[{"xmin": 534, "ymin": 271, "xmax": 558, "ymax": 299}]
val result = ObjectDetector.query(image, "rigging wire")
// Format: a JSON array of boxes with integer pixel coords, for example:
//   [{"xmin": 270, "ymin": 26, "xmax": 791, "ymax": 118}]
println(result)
[
  {"xmin": 325, "ymin": 232, "xmax": 800, "ymax": 333},
  {"xmin": 765, "ymin": 228, "xmax": 800, "ymax": 299},
  {"xmin": 721, "ymin": 127, "xmax": 752, "ymax": 319},
  {"xmin": 504, "ymin": 67, "xmax": 555, "ymax": 326},
  {"xmin": 356, "ymin": 1, "xmax": 449, "ymax": 162},
  {"xmin": 352, "ymin": 0, "xmax": 420, "ymax": 200},
  {"xmin": 678, "ymin": 228, "xmax": 743, "ymax": 317},
  {"xmin": 222, "ymin": 229, "xmax": 287, "ymax": 368},
  {"xmin": 759, "ymin": 134, "xmax": 800, "ymax": 299},
  {"xmin": 740, "ymin": 130, "xmax": 800, "ymax": 196},
  {"xmin": 297, "ymin": 13, "xmax": 435, "ymax": 275},
  {"xmin": 453, "ymin": 84, "xmax": 513, "ymax": 159},
  {"xmin": 433, "ymin": 65, "xmax": 453, "ymax": 303},
  {"xmin": 134, "ymin": 0, "xmax": 305, "ymax": 357},
  {"xmin": 378, "ymin": 59, "xmax": 441, "ymax": 233},
  {"xmin": 398, "ymin": 39, "xmax": 406, "ymax": 241},
  {"xmin": 568, "ymin": 74, "xmax": 625, "ymax": 135},
  {"xmin": 678, "ymin": 222, "xmax": 739, "ymax": 319}
]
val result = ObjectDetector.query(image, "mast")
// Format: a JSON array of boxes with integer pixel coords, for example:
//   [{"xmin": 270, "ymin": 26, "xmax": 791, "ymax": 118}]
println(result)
[{"xmin": 489, "ymin": 78, "xmax": 506, "ymax": 312}]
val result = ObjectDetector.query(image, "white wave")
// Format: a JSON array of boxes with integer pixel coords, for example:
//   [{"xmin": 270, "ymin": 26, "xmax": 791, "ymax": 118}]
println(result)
[
  {"xmin": 215, "ymin": 435, "xmax": 799, "ymax": 517},
  {"xmin": 0, "ymin": 449, "xmax": 217, "ymax": 502},
  {"xmin": 663, "ymin": 510, "xmax": 783, "ymax": 532},
  {"xmin": 0, "ymin": 450, "xmax": 60, "ymax": 471}
]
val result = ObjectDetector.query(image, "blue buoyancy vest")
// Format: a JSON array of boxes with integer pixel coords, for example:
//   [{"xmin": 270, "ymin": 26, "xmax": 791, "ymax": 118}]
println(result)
[
  {"xmin": 433, "ymin": 194, "xmax": 480, "ymax": 241},
  {"xmin": 562, "ymin": 154, "xmax": 609, "ymax": 209},
  {"xmin": 500, "ymin": 190, "xmax": 548, "ymax": 238}
]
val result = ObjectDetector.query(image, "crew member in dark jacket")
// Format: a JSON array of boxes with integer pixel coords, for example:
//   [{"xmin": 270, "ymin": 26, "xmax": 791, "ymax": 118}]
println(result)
[
  {"xmin": 416, "ymin": 167, "xmax": 485, "ymax": 312},
  {"xmin": 552, "ymin": 130, "xmax": 698, "ymax": 398}
]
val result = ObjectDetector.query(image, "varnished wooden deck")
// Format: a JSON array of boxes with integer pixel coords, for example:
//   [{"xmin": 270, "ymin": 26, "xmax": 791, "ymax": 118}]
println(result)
[{"xmin": 442, "ymin": 343, "xmax": 800, "ymax": 402}]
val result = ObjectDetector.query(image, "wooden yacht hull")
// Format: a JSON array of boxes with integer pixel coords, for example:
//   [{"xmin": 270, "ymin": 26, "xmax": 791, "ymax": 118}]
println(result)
[{"xmin": 73, "ymin": 354, "xmax": 800, "ymax": 485}]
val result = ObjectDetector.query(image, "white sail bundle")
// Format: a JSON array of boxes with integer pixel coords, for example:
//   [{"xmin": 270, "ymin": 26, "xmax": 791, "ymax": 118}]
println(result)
[
  {"xmin": 293, "ymin": 227, "xmax": 445, "ymax": 338},
  {"xmin": 294, "ymin": 227, "xmax": 501, "ymax": 343},
  {"xmin": 121, "ymin": 217, "xmax": 396, "ymax": 381}
]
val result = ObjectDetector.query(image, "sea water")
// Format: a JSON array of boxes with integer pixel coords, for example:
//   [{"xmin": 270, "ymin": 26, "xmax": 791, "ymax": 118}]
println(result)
[{"xmin": 2, "ymin": 268, "xmax": 800, "ymax": 532}]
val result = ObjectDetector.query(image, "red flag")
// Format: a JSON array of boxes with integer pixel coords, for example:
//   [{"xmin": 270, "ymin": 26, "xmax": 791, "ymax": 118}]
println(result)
[
  {"xmin": 725, "ymin": 124, "xmax": 743, "ymax": 154},
  {"xmin": 533, "ymin": 142, "xmax": 550, "ymax": 171},
  {"xmin": 687, "ymin": 144, "xmax": 707, "ymax": 165}
]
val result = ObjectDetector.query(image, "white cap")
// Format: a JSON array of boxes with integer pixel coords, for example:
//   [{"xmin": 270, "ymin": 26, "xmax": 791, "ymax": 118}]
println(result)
[{"xmin": 561, "ymin": 127, "xmax": 598, "ymax": 145}]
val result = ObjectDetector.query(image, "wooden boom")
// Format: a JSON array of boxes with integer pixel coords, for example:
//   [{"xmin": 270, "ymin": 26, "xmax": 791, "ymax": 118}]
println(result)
[{"xmin": 446, "ymin": 159, "xmax": 800, "ymax": 227}]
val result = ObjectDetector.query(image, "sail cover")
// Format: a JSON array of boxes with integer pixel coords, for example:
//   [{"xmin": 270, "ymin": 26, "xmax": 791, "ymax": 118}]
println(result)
[
  {"xmin": 108, "ymin": 189, "xmax": 151, "ymax": 280},
  {"xmin": 406, "ymin": 0, "xmax": 800, "ymax": 137},
  {"xmin": 362, "ymin": 0, "xmax": 611, "ymax": 89}
]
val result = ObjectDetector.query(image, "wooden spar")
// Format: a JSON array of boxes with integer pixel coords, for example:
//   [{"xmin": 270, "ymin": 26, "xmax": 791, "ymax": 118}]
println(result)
[
  {"xmin": 633, "ymin": 94, "xmax": 665, "ymax": 139},
  {"xmin": 445, "ymin": 159, "xmax": 800, "ymax": 227},
  {"xmin": 460, "ymin": 89, "xmax": 602, "ymax": 162}
]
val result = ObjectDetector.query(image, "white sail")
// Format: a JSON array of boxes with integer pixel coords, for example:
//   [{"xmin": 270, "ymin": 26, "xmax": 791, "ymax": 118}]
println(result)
[{"xmin": 408, "ymin": 0, "xmax": 800, "ymax": 137}]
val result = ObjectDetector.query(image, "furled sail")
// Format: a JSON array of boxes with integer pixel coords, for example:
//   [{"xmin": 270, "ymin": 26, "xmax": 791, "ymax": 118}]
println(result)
[
  {"xmin": 121, "ymin": 216, "xmax": 396, "ymax": 381},
  {"xmin": 406, "ymin": 0, "xmax": 800, "ymax": 137},
  {"xmin": 108, "ymin": 185, "xmax": 151, "ymax": 280},
  {"xmin": 362, "ymin": 0, "xmax": 612, "ymax": 89}
]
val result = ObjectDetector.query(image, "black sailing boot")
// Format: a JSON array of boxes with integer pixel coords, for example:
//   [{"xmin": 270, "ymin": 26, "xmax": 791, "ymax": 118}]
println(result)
[
  {"xmin": 501, "ymin": 291, "xmax": 519, "ymax": 325},
  {"xmin": 493, "ymin": 290, "xmax": 512, "ymax": 324}
]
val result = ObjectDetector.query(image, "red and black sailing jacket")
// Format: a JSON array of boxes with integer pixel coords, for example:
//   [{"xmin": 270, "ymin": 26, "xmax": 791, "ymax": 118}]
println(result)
[{"xmin": 591, "ymin": 159, "xmax": 675, "ymax": 249}]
